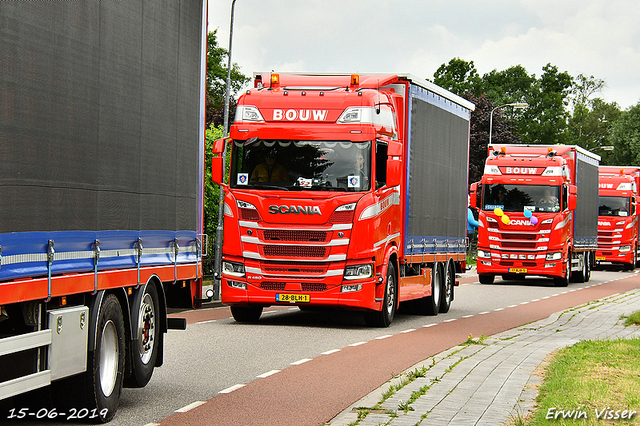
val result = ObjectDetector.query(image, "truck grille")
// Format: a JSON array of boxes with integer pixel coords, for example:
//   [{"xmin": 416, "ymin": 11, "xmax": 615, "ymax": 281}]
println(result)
[
  {"xmin": 260, "ymin": 282, "xmax": 286, "ymax": 291},
  {"xmin": 502, "ymin": 233, "xmax": 537, "ymax": 241},
  {"xmin": 502, "ymin": 241, "xmax": 537, "ymax": 249},
  {"xmin": 261, "ymin": 229, "xmax": 327, "ymax": 242},
  {"xmin": 261, "ymin": 245, "xmax": 327, "ymax": 258},
  {"xmin": 302, "ymin": 283, "xmax": 327, "ymax": 292},
  {"xmin": 261, "ymin": 261, "xmax": 328, "ymax": 274},
  {"xmin": 259, "ymin": 282, "xmax": 327, "ymax": 292}
]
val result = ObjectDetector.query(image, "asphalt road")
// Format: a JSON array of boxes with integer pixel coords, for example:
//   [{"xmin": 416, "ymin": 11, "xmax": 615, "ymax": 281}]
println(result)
[{"xmin": 5, "ymin": 268, "xmax": 639, "ymax": 426}]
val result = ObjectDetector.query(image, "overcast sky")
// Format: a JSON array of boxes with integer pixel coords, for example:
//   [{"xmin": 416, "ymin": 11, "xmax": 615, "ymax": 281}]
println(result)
[{"xmin": 207, "ymin": 0, "xmax": 640, "ymax": 110}]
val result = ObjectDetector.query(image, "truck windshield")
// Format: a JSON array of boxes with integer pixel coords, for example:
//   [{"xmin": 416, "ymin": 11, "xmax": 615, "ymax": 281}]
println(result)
[
  {"xmin": 482, "ymin": 184, "xmax": 562, "ymax": 213},
  {"xmin": 229, "ymin": 139, "xmax": 372, "ymax": 191},
  {"xmin": 599, "ymin": 196, "xmax": 630, "ymax": 217}
]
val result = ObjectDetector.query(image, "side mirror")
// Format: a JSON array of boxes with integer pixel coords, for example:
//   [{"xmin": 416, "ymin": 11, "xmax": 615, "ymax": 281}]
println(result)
[
  {"xmin": 211, "ymin": 137, "xmax": 228, "ymax": 186},
  {"xmin": 568, "ymin": 185, "xmax": 577, "ymax": 210},
  {"xmin": 386, "ymin": 140, "xmax": 403, "ymax": 187},
  {"xmin": 469, "ymin": 182, "xmax": 479, "ymax": 209}
]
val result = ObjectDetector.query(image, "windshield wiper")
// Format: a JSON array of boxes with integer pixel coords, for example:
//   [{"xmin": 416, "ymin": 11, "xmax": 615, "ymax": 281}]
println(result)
[{"xmin": 244, "ymin": 183, "xmax": 290, "ymax": 191}]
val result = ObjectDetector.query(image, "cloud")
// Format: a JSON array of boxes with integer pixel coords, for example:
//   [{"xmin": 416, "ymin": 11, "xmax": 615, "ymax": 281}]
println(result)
[{"xmin": 208, "ymin": 0, "xmax": 640, "ymax": 109}]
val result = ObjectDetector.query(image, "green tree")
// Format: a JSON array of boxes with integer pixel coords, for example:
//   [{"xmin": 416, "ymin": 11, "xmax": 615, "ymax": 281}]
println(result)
[
  {"xmin": 481, "ymin": 65, "xmax": 534, "ymax": 108},
  {"xmin": 432, "ymin": 57, "xmax": 482, "ymax": 97},
  {"xmin": 609, "ymin": 103, "xmax": 640, "ymax": 165},
  {"xmin": 206, "ymin": 29, "xmax": 250, "ymax": 129},
  {"xmin": 516, "ymin": 63, "xmax": 573, "ymax": 145},
  {"xmin": 466, "ymin": 93, "xmax": 521, "ymax": 185}
]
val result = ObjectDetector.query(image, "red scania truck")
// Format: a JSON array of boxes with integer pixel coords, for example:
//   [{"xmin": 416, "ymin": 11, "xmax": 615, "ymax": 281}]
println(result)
[
  {"xmin": 211, "ymin": 73, "xmax": 474, "ymax": 327},
  {"xmin": 470, "ymin": 144, "xmax": 600, "ymax": 286},
  {"xmin": 596, "ymin": 166, "xmax": 640, "ymax": 270},
  {"xmin": 0, "ymin": 1, "xmax": 207, "ymax": 422}
]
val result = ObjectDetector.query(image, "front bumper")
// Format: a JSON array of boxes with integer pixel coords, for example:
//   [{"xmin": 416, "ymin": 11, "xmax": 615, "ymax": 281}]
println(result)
[{"xmin": 220, "ymin": 277, "xmax": 381, "ymax": 311}]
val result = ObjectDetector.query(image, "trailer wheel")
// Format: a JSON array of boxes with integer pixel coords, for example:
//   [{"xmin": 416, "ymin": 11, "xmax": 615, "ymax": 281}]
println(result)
[
  {"xmin": 364, "ymin": 263, "xmax": 397, "ymax": 327},
  {"xmin": 231, "ymin": 306, "xmax": 263, "ymax": 323},
  {"xmin": 125, "ymin": 283, "xmax": 160, "ymax": 388},
  {"xmin": 478, "ymin": 274, "xmax": 494, "ymax": 284},
  {"xmin": 439, "ymin": 261, "xmax": 454, "ymax": 314},
  {"xmin": 61, "ymin": 294, "xmax": 124, "ymax": 423}
]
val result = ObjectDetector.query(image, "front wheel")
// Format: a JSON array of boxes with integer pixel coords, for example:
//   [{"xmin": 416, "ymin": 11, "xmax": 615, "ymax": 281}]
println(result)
[
  {"xmin": 554, "ymin": 255, "xmax": 570, "ymax": 287},
  {"xmin": 364, "ymin": 263, "xmax": 397, "ymax": 327},
  {"xmin": 231, "ymin": 306, "xmax": 263, "ymax": 323},
  {"xmin": 478, "ymin": 274, "xmax": 494, "ymax": 284}
]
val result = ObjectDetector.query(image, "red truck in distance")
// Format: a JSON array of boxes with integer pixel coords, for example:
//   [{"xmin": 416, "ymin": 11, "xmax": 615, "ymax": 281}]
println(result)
[
  {"xmin": 211, "ymin": 72, "xmax": 474, "ymax": 327},
  {"xmin": 470, "ymin": 144, "xmax": 600, "ymax": 286},
  {"xmin": 596, "ymin": 166, "xmax": 640, "ymax": 270}
]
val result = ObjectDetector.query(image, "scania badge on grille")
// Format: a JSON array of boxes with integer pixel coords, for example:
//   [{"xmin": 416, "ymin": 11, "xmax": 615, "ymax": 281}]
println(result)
[{"xmin": 268, "ymin": 205, "xmax": 322, "ymax": 215}]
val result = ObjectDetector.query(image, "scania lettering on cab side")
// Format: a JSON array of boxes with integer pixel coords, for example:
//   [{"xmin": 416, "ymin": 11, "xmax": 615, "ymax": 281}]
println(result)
[
  {"xmin": 0, "ymin": 1, "xmax": 208, "ymax": 421},
  {"xmin": 470, "ymin": 145, "xmax": 600, "ymax": 286},
  {"xmin": 211, "ymin": 73, "xmax": 474, "ymax": 327},
  {"xmin": 596, "ymin": 166, "xmax": 640, "ymax": 270}
]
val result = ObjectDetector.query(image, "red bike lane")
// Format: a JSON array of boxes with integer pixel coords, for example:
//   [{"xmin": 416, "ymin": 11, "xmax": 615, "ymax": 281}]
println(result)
[{"xmin": 161, "ymin": 274, "xmax": 640, "ymax": 426}]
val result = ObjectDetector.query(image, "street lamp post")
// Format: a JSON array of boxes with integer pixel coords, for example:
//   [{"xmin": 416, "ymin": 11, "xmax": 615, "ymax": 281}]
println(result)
[
  {"xmin": 213, "ymin": 0, "xmax": 237, "ymax": 300},
  {"xmin": 489, "ymin": 102, "xmax": 528, "ymax": 146}
]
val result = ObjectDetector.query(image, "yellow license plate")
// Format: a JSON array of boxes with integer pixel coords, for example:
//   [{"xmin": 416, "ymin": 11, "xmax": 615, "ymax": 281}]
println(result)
[
  {"xmin": 275, "ymin": 293, "xmax": 310, "ymax": 303},
  {"xmin": 509, "ymin": 268, "xmax": 527, "ymax": 274},
  {"xmin": 596, "ymin": 256, "xmax": 606, "ymax": 261}
]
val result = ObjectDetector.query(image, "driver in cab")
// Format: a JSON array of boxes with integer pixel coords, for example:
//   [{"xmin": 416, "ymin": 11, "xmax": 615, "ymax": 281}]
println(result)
[{"xmin": 250, "ymin": 149, "xmax": 289, "ymax": 182}]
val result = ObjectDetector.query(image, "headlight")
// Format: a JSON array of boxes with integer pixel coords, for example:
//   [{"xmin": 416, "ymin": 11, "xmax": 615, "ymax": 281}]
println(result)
[
  {"xmin": 620, "ymin": 245, "xmax": 631, "ymax": 252},
  {"xmin": 228, "ymin": 281, "xmax": 247, "ymax": 290},
  {"xmin": 222, "ymin": 261, "xmax": 245, "ymax": 277},
  {"xmin": 344, "ymin": 264, "xmax": 373, "ymax": 280},
  {"xmin": 477, "ymin": 250, "xmax": 490, "ymax": 259},
  {"xmin": 545, "ymin": 252, "xmax": 562, "ymax": 261}
]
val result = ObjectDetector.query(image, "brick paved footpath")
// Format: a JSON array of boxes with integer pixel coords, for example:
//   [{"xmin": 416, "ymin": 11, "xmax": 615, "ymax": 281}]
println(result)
[{"xmin": 329, "ymin": 288, "xmax": 640, "ymax": 426}]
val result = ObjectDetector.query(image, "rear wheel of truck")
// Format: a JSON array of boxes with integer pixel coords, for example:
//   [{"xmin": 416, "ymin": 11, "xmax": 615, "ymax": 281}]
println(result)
[
  {"xmin": 478, "ymin": 274, "xmax": 494, "ymax": 284},
  {"xmin": 439, "ymin": 261, "xmax": 454, "ymax": 314},
  {"xmin": 574, "ymin": 253, "xmax": 587, "ymax": 283},
  {"xmin": 584, "ymin": 252, "xmax": 591, "ymax": 282},
  {"xmin": 364, "ymin": 263, "xmax": 397, "ymax": 327},
  {"xmin": 416, "ymin": 262, "xmax": 441, "ymax": 315},
  {"xmin": 125, "ymin": 283, "xmax": 160, "ymax": 388},
  {"xmin": 56, "ymin": 294, "xmax": 125, "ymax": 423},
  {"xmin": 231, "ymin": 306, "xmax": 263, "ymax": 323}
]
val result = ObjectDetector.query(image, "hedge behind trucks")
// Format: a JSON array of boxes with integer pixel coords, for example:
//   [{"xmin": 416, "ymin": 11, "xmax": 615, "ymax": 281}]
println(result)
[{"xmin": 0, "ymin": 1, "xmax": 206, "ymax": 421}]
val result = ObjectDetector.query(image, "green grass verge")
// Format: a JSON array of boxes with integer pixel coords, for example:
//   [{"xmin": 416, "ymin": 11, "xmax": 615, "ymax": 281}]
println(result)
[{"xmin": 527, "ymin": 337, "xmax": 640, "ymax": 425}]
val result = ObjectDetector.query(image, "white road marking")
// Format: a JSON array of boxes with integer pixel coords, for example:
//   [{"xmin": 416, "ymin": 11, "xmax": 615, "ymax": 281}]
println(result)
[
  {"xmin": 219, "ymin": 384, "xmax": 245, "ymax": 394},
  {"xmin": 175, "ymin": 401, "xmax": 206, "ymax": 412}
]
